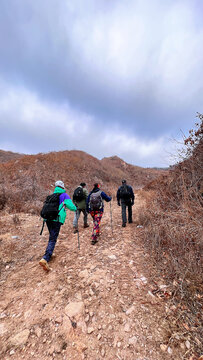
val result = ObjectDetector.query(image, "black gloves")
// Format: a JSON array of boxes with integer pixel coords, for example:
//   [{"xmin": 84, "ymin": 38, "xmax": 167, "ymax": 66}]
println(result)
[
  {"xmin": 131, "ymin": 200, "xmax": 134, "ymax": 206},
  {"xmin": 117, "ymin": 202, "xmax": 120, "ymax": 206}
]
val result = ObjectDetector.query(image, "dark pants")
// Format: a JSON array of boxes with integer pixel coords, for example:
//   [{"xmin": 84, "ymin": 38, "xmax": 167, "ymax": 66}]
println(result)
[
  {"xmin": 43, "ymin": 221, "xmax": 61, "ymax": 262},
  {"xmin": 73, "ymin": 208, "xmax": 88, "ymax": 228},
  {"xmin": 121, "ymin": 200, "xmax": 132, "ymax": 224}
]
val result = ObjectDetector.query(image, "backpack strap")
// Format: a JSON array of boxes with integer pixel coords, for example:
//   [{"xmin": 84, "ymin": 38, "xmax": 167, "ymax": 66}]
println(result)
[{"xmin": 56, "ymin": 199, "xmax": 65, "ymax": 221}]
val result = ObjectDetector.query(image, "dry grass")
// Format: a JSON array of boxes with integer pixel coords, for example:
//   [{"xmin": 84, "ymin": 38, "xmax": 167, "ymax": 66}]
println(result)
[
  {"xmin": 0, "ymin": 150, "xmax": 166, "ymax": 214},
  {"xmin": 137, "ymin": 116, "xmax": 203, "ymax": 358}
]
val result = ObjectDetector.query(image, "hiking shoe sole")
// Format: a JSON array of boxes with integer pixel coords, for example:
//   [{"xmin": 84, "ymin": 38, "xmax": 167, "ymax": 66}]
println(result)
[{"xmin": 39, "ymin": 259, "xmax": 50, "ymax": 271}]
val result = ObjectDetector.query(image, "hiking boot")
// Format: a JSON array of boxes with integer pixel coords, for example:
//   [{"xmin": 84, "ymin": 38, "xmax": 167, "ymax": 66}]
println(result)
[
  {"xmin": 91, "ymin": 239, "xmax": 98, "ymax": 245},
  {"xmin": 122, "ymin": 223, "xmax": 126, "ymax": 227},
  {"xmin": 84, "ymin": 224, "xmax": 89, "ymax": 228},
  {"xmin": 39, "ymin": 258, "xmax": 50, "ymax": 271},
  {"xmin": 73, "ymin": 228, "xmax": 78, "ymax": 234},
  {"xmin": 129, "ymin": 220, "xmax": 133, "ymax": 224}
]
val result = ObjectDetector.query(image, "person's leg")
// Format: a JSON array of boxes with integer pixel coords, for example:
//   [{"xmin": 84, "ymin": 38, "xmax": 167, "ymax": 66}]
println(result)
[
  {"xmin": 43, "ymin": 221, "xmax": 61, "ymax": 262},
  {"xmin": 91, "ymin": 211, "xmax": 103, "ymax": 243},
  {"xmin": 94, "ymin": 211, "xmax": 103, "ymax": 237},
  {"xmin": 73, "ymin": 209, "xmax": 80, "ymax": 232},
  {"xmin": 128, "ymin": 203, "xmax": 132, "ymax": 223},
  {"xmin": 82, "ymin": 208, "xmax": 89, "ymax": 227},
  {"xmin": 90, "ymin": 211, "xmax": 96, "ymax": 241},
  {"xmin": 121, "ymin": 201, "xmax": 127, "ymax": 226}
]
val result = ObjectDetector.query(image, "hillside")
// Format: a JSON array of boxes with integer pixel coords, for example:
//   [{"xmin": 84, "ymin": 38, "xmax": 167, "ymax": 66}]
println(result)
[
  {"xmin": 0, "ymin": 150, "xmax": 24, "ymax": 163},
  {"xmin": 0, "ymin": 150, "xmax": 167, "ymax": 213},
  {"xmin": 136, "ymin": 117, "xmax": 203, "ymax": 357},
  {"xmin": 0, "ymin": 197, "xmax": 188, "ymax": 360},
  {"xmin": 101, "ymin": 156, "xmax": 164, "ymax": 189},
  {"xmin": 0, "ymin": 130, "xmax": 202, "ymax": 359}
]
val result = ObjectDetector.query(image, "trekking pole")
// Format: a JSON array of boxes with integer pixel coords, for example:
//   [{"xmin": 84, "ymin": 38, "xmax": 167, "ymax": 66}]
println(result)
[
  {"xmin": 110, "ymin": 201, "xmax": 113, "ymax": 235},
  {"xmin": 76, "ymin": 208, "xmax": 80, "ymax": 250},
  {"xmin": 40, "ymin": 220, "xmax": 45, "ymax": 235},
  {"xmin": 77, "ymin": 230, "xmax": 80, "ymax": 250}
]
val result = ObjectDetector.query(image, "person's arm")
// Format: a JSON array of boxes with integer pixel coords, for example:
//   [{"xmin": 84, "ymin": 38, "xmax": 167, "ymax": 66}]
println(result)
[
  {"xmin": 86, "ymin": 193, "xmax": 91, "ymax": 212},
  {"xmin": 117, "ymin": 188, "xmax": 120, "ymax": 205},
  {"xmin": 64, "ymin": 198, "xmax": 77, "ymax": 211},
  {"xmin": 63, "ymin": 194, "xmax": 77, "ymax": 211},
  {"xmin": 83, "ymin": 188, "xmax": 89, "ymax": 199},
  {"xmin": 129, "ymin": 186, "xmax": 134, "ymax": 205},
  {"xmin": 101, "ymin": 191, "xmax": 111, "ymax": 202}
]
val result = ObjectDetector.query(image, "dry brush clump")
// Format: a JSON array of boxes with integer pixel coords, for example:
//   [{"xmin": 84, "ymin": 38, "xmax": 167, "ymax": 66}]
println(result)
[
  {"xmin": 137, "ymin": 115, "xmax": 203, "ymax": 356},
  {"xmin": 0, "ymin": 188, "xmax": 6, "ymax": 210}
]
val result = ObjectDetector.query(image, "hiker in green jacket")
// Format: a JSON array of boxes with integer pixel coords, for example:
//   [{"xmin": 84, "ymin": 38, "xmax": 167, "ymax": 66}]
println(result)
[
  {"xmin": 72, "ymin": 182, "xmax": 89, "ymax": 233},
  {"xmin": 39, "ymin": 180, "xmax": 77, "ymax": 271}
]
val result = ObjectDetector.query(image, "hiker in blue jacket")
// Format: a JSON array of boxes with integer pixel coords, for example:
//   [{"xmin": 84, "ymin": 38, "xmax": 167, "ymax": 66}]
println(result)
[
  {"xmin": 86, "ymin": 183, "xmax": 111, "ymax": 245},
  {"xmin": 39, "ymin": 180, "xmax": 76, "ymax": 271},
  {"xmin": 117, "ymin": 179, "xmax": 134, "ymax": 227}
]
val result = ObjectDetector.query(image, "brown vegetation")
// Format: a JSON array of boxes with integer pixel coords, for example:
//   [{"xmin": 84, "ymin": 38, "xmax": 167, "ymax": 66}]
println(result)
[
  {"xmin": 137, "ymin": 115, "xmax": 203, "ymax": 358},
  {"xmin": 0, "ymin": 150, "xmax": 166, "ymax": 214},
  {"xmin": 0, "ymin": 126, "xmax": 202, "ymax": 358},
  {"xmin": 0, "ymin": 150, "xmax": 24, "ymax": 163}
]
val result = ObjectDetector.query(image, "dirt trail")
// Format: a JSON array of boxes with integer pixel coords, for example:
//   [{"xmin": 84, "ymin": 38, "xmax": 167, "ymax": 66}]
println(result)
[{"xmin": 0, "ymin": 195, "xmax": 182, "ymax": 359}]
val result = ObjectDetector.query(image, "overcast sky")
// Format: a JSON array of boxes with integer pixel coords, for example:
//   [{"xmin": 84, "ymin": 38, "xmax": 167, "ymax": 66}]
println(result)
[{"xmin": 0, "ymin": 0, "xmax": 202, "ymax": 167}]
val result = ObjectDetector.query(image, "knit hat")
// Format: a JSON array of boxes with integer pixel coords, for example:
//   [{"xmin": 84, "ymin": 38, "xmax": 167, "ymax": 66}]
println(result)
[
  {"xmin": 55, "ymin": 180, "xmax": 65, "ymax": 189},
  {"xmin": 122, "ymin": 179, "xmax": 126, "ymax": 184},
  {"xmin": 80, "ymin": 182, "xmax": 86, "ymax": 187}
]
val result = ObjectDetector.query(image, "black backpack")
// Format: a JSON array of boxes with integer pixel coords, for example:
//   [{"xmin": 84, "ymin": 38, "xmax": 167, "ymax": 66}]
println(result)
[
  {"xmin": 40, "ymin": 193, "xmax": 61, "ymax": 221},
  {"xmin": 119, "ymin": 184, "xmax": 131, "ymax": 200},
  {"xmin": 73, "ymin": 187, "xmax": 85, "ymax": 202},
  {"xmin": 89, "ymin": 190, "xmax": 103, "ymax": 211}
]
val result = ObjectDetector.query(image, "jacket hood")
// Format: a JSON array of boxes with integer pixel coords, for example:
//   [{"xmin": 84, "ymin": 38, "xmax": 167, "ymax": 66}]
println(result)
[
  {"xmin": 92, "ymin": 187, "xmax": 101, "ymax": 193},
  {"xmin": 54, "ymin": 186, "xmax": 66, "ymax": 194}
]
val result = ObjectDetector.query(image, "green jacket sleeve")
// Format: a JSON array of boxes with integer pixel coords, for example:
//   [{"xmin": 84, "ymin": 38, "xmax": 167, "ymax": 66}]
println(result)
[{"xmin": 64, "ymin": 199, "xmax": 77, "ymax": 211}]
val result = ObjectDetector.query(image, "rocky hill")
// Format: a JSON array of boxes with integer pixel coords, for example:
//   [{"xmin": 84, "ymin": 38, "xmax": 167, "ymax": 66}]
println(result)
[
  {"xmin": 0, "ymin": 150, "xmax": 167, "ymax": 213},
  {"xmin": 0, "ymin": 150, "xmax": 24, "ymax": 163}
]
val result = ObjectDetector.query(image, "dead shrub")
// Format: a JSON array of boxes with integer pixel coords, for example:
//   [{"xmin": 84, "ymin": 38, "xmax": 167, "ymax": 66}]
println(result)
[
  {"xmin": 0, "ymin": 189, "xmax": 6, "ymax": 210},
  {"xmin": 140, "ymin": 115, "xmax": 203, "ymax": 356},
  {"xmin": 12, "ymin": 214, "xmax": 20, "ymax": 225}
]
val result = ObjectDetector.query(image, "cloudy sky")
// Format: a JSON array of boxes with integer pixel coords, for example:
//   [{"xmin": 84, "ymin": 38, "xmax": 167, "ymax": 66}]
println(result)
[{"xmin": 0, "ymin": 0, "xmax": 202, "ymax": 167}]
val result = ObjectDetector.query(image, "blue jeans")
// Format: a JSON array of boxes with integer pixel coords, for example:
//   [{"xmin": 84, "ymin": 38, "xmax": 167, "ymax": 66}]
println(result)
[{"xmin": 43, "ymin": 221, "xmax": 61, "ymax": 262}]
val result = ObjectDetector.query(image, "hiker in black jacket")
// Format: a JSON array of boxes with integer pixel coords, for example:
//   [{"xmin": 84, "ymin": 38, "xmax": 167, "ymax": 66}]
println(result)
[{"xmin": 117, "ymin": 180, "xmax": 134, "ymax": 227}]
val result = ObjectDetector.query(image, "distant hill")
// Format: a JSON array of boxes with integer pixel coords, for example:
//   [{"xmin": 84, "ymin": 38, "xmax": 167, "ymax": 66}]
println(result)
[
  {"xmin": 0, "ymin": 149, "xmax": 168, "ymax": 213},
  {"xmin": 100, "ymin": 156, "xmax": 166, "ymax": 189},
  {"xmin": 0, "ymin": 150, "xmax": 24, "ymax": 163}
]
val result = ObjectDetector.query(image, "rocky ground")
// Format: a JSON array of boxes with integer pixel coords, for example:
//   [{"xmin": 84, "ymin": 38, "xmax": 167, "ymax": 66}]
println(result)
[{"xmin": 0, "ymin": 194, "xmax": 194, "ymax": 359}]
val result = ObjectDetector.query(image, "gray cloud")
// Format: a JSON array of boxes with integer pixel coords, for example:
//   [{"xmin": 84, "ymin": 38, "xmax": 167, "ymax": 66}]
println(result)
[
  {"xmin": 0, "ymin": 83, "xmax": 182, "ymax": 167},
  {"xmin": 0, "ymin": 0, "xmax": 202, "ymax": 165}
]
